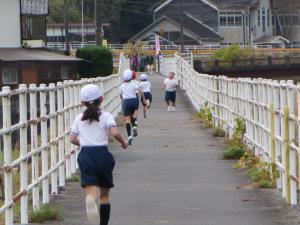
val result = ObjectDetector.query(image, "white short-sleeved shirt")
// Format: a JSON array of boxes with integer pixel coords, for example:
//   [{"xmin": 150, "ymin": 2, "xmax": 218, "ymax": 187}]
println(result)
[
  {"xmin": 120, "ymin": 81, "xmax": 140, "ymax": 99},
  {"xmin": 164, "ymin": 78, "xmax": 179, "ymax": 92},
  {"xmin": 70, "ymin": 111, "xmax": 116, "ymax": 146},
  {"xmin": 132, "ymin": 80, "xmax": 140, "ymax": 93},
  {"xmin": 140, "ymin": 81, "xmax": 151, "ymax": 93}
]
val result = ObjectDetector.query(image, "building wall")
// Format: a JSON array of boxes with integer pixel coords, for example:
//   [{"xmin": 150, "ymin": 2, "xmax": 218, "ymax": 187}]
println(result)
[
  {"xmin": 251, "ymin": 0, "xmax": 273, "ymax": 42},
  {"xmin": 0, "ymin": 0, "xmax": 21, "ymax": 47},
  {"xmin": 220, "ymin": 27, "xmax": 246, "ymax": 44}
]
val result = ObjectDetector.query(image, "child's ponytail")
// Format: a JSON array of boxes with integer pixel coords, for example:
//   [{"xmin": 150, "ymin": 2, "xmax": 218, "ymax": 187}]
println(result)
[{"xmin": 81, "ymin": 98, "xmax": 101, "ymax": 123}]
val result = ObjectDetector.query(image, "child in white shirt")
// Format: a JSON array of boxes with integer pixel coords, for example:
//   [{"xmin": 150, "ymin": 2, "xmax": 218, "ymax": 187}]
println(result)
[{"xmin": 162, "ymin": 72, "xmax": 179, "ymax": 112}]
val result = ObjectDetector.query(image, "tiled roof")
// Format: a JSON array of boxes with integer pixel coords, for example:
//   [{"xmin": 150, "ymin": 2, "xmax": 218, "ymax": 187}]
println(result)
[
  {"xmin": 272, "ymin": 0, "xmax": 300, "ymax": 11},
  {"xmin": 211, "ymin": 0, "xmax": 258, "ymax": 8}
]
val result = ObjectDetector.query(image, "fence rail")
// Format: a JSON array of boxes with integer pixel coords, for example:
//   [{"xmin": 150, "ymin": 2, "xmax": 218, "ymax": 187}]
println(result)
[
  {"xmin": 46, "ymin": 42, "xmax": 300, "ymax": 52},
  {"xmin": 162, "ymin": 53, "xmax": 300, "ymax": 206},
  {"xmin": 0, "ymin": 53, "xmax": 129, "ymax": 225}
]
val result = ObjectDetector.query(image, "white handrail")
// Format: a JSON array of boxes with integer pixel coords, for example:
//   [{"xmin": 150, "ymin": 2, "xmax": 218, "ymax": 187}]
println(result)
[
  {"xmin": 0, "ymin": 53, "xmax": 129, "ymax": 225},
  {"xmin": 162, "ymin": 53, "xmax": 300, "ymax": 207}
]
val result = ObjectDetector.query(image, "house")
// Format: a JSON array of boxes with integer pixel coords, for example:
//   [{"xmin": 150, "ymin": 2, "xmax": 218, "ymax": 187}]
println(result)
[
  {"xmin": 130, "ymin": 0, "xmax": 300, "ymax": 46},
  {"xmin": 0, "ymin": 0, "xmax": 81, "ymax": 87}
]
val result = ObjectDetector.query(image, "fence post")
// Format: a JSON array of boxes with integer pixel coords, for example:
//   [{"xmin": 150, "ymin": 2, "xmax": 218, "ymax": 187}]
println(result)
[
  {"xmin": 57, "ymin": 82, "xmax": 65, "ymax": 187},
  {"xmin": 268, "ymin": 82, "xmax": 275, "ymax": 165},
  {"xmin": 273, "ymin": 80, "xmax": 282, "ymax": 189},
  {"xmin": 29, "ymin": 84, "xmax": 40, "ymax": 209},
  {"xmin": 287, "ymin": 80, "xmax": 297, "ymax": 205},
  {"xmin": 49, "ymin": 83, "xmax": 58, "ymax": 194},
  {"xmin": 283, "ymin": 106, "xmax": 291, "ymax": 204},
  {"xmin": 40, "ymin": 84, "xmax": 49, "ymax": 204},
  {"xmin": 19, "ymin": 84, "xmax": 28, "ymax": 224},
  {"xmin": 2, "ymin": 86, "xmax": 13, "ymax": 225},
  {"xmin": 63, "ymin": 81, "xmax": 71, "ymax": 178},
  {"xmin": 279, "ymin": 80, "xmax": 287, "ymax": 198}
]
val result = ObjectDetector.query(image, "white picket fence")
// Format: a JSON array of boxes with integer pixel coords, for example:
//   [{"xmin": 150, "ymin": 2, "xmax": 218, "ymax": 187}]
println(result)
[
  {"xmin": 0, "ymin": 53, "xmax": 129, "ymax": 225},
  {"xmin": 162, "ymin": 53, "xmax": 300, "ymax": 206}
]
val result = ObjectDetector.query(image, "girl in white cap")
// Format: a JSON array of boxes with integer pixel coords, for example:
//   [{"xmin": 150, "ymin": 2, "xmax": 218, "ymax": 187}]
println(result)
[
  {"xmin": 120, "ymin": 69, "xmax": 144, "ymax": 145},
  {"xmin": 139, "ymin": 73, "xmax": 152, "ymax": 118},
  {"xmin": 69, "ymin": 84, "xmax": 128, "ymax": 225}
]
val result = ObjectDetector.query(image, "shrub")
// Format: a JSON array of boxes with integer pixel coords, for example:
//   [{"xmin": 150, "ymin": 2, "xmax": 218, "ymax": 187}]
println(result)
[
  {"xmin": 248, "ymin": 163, "xmax": 278, "ymax": 188},
  {"xmin": 222, "ymin": 145, "xmax": 246, "ymax": 160},
  {"xmin": 196, "ymin": 102, "xmax": 213, "ymax": 128},
  {"xmin": 76, "ymin": 46, "xmax": 113, "ymax": 77},
  {"xmin": 213, "ymin": 127, "xmax": 226, "ymax": 137},
  {"xmin": 29, "ymin": 203, "xmax": 62, "ymax": 223}
]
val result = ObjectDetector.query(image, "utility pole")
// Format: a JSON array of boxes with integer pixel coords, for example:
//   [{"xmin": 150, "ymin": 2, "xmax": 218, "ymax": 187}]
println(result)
[
  {"xmin": 179, "ymin": 0, "xmax": 184, "ymax": 52},
  {"xmin": 81, "ymin": 0, "xmax": 84, "ymax": 43},
  {"xmin": 64, "ymin": 0, "xmax": 70, "ymax": 54},
  {"xmin": 95, "ymin": 0, "xmax": 103, "ymax": 46}
]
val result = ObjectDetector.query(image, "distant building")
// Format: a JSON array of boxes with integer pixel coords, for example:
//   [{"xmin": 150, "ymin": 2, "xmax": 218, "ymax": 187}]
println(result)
[
  {"xmin": 130, "ymin": 0, "xmax": 300, "ymax": 46},
  {"xmin": 47, "ymin": 22, "xmax": 110, "ymax": 43},
  {"xmin": 0, "ymin": 0, "xmax": 81, "ymax": 87}
]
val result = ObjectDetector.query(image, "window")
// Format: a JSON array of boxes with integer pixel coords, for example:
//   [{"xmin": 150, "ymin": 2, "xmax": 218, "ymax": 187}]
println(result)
[
  {"xmin": 258, "ymin": 9, "xmax": 261, "ymax": 26},
  {"xmin": 61, "ymin": 65, "xmax": 69, "ymax": 79},
  {"xmin": 262, "ymin": 8, "xmax": 266, "ymax": 32},
  {"xmin": 2, "ymin": 69, "xmax": 18, "ymax": 84},
  {"xmin": 219, "ymin": 11, "xmax": 243, "ymax": 27},
  {"xmin": 267, "ymin": 9, "xmax": 270, "ymax": 26}
]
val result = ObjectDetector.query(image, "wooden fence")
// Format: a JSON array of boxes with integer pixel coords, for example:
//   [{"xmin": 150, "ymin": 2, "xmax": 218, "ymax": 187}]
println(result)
[{"xmin": 0, "ymin": 53, "xmax": 129, "ymax": 225}]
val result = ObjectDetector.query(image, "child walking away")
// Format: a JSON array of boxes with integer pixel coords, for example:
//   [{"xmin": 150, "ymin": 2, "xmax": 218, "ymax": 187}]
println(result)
[
  {"xmin": 140, "ymin": 74, "xmax": 152, "ymax": 118},
  {"xmin": 120, "ymin": 69, "xmax": 144, "ymax": 145},
  {"xmin": 69, "ymin": 84, "xmax": 128, "ymax": 225},
  {"xmin": 162, "ymin": 72, "xmax": 179, "ymax": 112}
]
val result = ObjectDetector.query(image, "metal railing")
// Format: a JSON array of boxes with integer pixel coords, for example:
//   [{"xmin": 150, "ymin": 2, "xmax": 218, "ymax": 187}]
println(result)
[
  {"xmin": 0, "ymin": 53, "xmax": 129, "ymax": 225},
  {"xmin": 46, "ymin": 42, "xmax": 300, "ymax": 52},
  {"xmin": 162, "ymin": 53, "xmax": 300, "ymax": 206}
]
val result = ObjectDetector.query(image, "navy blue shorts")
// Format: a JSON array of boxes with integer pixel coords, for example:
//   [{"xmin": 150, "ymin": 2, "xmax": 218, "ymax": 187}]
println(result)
[
  {"xmin": 77, "ymin": 146, "xmax": 115, "ymax": 188},
  {"xmin": 142, "ymin": 92, "xmax": 152, "ymax": 106},
  {"xmin": 165, "ymin": 91, "xmax": 176, "ymax": 102},
  {"xmin": 122, "ymin": 98, "xmax": 138, "ymax": 116}
]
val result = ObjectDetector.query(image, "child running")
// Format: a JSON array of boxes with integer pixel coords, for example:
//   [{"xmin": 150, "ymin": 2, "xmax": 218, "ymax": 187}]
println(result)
[
  {"xmin": 130, "ymin": 70, "xmax": 140, "ymax": 137},
  {"xmin": 139, "ymin": 73, "xmax": 152, "ymax": 118},
  {"xmin": 69, "ymin": 84, "xmax": 128, "ymax": 225},
  {"xmin": 120, "ymin": 69, "xmax": 144, "ymax": 145},
  {"xmin": 162, "ymin": 72, "xmax": 179, "ymax": 112}
]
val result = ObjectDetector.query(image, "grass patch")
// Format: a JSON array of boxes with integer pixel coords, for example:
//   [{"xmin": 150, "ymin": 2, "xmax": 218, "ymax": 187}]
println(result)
[
  {"xmin": 222, "ymin": 145, "xmax": 246, "ymax": 160},
  {"xmin": 29, "ymin": 203, "xmax": 62, "ymax": 223},
  {"xmin": 195, "ymin": 102, "xmax": 213, "ymax": 128},
  {"xmin": 248, "ymin": 163, "xmax": 278, "ymax": 188},
  {"xmin": 212, "ymin": 127, "xmax": 226, "ymax": 137},
  {"xmin": 66, "ymin": 174, "xmax": 80, "ymax": 183}
]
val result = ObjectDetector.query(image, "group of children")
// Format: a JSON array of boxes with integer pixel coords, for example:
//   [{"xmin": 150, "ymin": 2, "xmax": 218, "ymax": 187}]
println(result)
[
  {"xmin": 119, "ymin": 69, "xmax": 153, "ymax": 145},
  {"xmin": 68, "ymin": 69, "xmax": 179, "ymax": 225}
]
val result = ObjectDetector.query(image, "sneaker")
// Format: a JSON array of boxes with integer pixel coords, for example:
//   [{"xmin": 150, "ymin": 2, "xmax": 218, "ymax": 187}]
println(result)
[
  {"xmin": 167, "ymin": 106, "xmax": 171, "ymax": 112},
  {"xmin": 85, "ymin": 195, "xmax": 99, "ymax": 225},
  {"xmin": 171, "ymin": 107, "xmax": 176, "ymax": 112},
  {"xmin": 128, "ymin": 136, "xmax": 133, "ymax": 145},
  {"xmin": 132, "ymin": 126, "xmax": 138, "ymax": 137}
]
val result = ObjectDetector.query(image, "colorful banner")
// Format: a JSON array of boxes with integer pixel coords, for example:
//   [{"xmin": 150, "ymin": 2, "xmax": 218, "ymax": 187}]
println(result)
[{"xmin": 155, "ymin": 35, "xmax": 161, "ymax": 56}]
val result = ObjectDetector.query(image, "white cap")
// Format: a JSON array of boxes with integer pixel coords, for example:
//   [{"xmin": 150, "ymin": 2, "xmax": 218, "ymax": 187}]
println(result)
[
  {"xmin": 140, "ymin": 74, "xmax": 148, "ymax": 81},
  {"xmin": 123, "ymin": 69, "xmax": 132, "ymax": 81},
  {"xmin": 80, "ymin": 84, "xmax": 102, "ymax": 102}
]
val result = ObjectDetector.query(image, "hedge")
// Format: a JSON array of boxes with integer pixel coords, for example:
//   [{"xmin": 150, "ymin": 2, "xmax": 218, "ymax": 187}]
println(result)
[{"xmin": 76, "ymin": 46, "xmax": 113, "ymax": 77}]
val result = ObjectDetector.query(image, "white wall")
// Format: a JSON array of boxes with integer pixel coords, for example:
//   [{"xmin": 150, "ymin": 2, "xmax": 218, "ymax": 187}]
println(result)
[{"xmin": 0, "ymin": 0, "xmax": 21, "ymax": 47}]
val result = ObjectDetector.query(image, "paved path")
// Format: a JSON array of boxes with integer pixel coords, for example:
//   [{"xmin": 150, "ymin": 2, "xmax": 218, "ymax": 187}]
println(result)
[{"xmin": 51, "ymin": 74, "xmax": 299, "ymax": 225}]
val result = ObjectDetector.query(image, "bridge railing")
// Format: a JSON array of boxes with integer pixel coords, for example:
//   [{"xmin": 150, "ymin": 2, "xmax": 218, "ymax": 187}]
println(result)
[
  {"xmin": 0, "ymin": 53, "xmax": 129, "ymax": 225},
  {"xmin": 162, "ymin": 53, "xmax": 300, "ymax": 207}
]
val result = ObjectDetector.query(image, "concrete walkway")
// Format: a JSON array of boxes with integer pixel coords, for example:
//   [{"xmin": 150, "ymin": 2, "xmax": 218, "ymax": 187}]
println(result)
[{"xmin": 51, "ymin": 74, "xmax": 299, "ymax": 225}]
